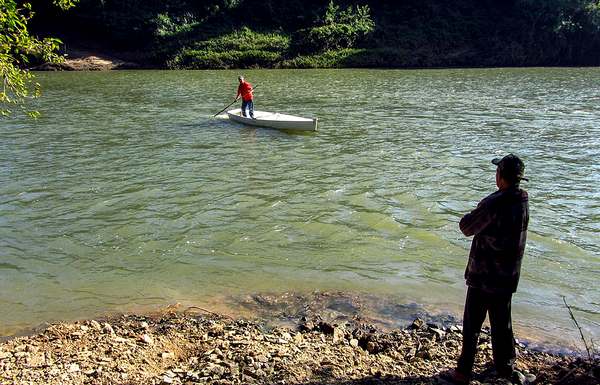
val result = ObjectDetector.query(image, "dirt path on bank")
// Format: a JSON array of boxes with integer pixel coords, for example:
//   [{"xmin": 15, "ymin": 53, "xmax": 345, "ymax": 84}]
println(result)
[{"xmin": 33, "ymin": 49, "xmax": 140, "ymax": 71}]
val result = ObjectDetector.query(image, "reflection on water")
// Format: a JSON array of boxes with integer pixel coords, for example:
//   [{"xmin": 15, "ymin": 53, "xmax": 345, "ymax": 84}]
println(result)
[{"xmin": 0, "ymin": 68, "xmax": 599, "ymax": 347}]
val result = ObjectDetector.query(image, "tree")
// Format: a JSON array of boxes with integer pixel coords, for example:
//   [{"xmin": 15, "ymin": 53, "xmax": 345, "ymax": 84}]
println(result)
[
  {"xmin": 291, "ymin": 1, "xmax": 375, "ymax": 54},
  {"xmin": 0, "ymin": 0, "xmax": 77, "ymax": 118}
]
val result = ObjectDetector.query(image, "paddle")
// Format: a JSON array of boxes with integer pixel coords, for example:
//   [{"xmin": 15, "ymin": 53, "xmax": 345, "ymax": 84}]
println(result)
[
  {"xmin": 213, "ymin": 84, "xmax": 259, "ymax": 117},
  {"xmin": 213, "ymin": 99, "xmax": 237, "ymax": 117}
]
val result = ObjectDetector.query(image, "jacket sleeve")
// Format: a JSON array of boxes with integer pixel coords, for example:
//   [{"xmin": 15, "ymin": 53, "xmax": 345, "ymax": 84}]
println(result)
[
  {"xmin": 236, "ymin": 85, "xmax": 242, "ymax": 98},
  {"xmin": 459, "ymin": 198, "xmax": 495, "ymax": 237}
]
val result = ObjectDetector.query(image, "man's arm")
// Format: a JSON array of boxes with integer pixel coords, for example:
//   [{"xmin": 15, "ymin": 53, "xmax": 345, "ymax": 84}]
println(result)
[{"xmin": 459, "ymin": 199, "xmax": 495, "ymax": 237}]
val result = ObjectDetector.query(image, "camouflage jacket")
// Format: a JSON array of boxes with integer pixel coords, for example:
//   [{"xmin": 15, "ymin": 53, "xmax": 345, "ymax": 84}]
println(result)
[{"xmin": 460, "ymin": 185, "xmax": 529, "ymax": 294}]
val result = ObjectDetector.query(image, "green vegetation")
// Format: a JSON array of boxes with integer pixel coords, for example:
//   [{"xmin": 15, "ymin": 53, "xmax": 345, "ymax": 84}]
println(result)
[
  {"xmin": 171, "ymin": 28, "xmax": 289, "ymax": 69},
  {"xmin": 26, "ymin": 0, "xmax": 600, "ymax": 69},
  {"xmin": 291, "ymin": 2, "xmax": 374, "ymax": 54},
  {"xmin": 161, "ymin": 1, "xmax": 376, "ymax": 69},
  {"xmin": 280, "ymin": 49, "xmax": 362, "ymax": 69},
  {"xmin": 1, "ymin": 0, "xmax": 76, "ymax": 117}
]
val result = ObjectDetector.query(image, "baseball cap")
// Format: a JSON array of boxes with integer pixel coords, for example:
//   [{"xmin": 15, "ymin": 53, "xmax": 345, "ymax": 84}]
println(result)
[{"xmin": 492, "ymin": 154, "xmax": 528, "ymax": 182}]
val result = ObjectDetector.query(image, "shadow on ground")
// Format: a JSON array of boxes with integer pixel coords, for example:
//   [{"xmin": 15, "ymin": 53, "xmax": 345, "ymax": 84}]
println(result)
[{"xmin": 297, "ymin": 374, "xmax": 439, "ymax": 385}]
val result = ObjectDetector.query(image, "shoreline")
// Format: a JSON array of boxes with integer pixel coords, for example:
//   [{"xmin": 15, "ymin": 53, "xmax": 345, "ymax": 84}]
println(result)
[
  {"xmin": 0, "ymin": 291, "xmax": 587, "ymax": 354},
  {"xmin": 0, "ymin": 291, "xmax": 592, "ymax": 355},
  {"xmin": 1, "ymin": 308, "xmax": 598, "ymax": 385},
  {"xmin": 28, "ymin": 50, "xmax": 600, "ymax": 71}
]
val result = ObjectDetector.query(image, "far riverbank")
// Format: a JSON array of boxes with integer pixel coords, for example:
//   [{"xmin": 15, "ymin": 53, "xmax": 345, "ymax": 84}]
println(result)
[
  {"xmin": 31, "ymin": 1, "xmax": 600, "ymax": 72},
  {"xmin": 29, "ymin": 47, "xmax": 600, "ymax": 71}
]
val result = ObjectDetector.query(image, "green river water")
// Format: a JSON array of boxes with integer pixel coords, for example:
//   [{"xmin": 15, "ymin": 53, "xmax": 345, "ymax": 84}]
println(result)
[{"xmin": 1, "ymin": 68, "xmax": 598, "ymax": 348}]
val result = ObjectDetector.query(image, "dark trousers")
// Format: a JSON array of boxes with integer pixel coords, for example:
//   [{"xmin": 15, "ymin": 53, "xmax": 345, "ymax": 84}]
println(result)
[
  {"xmin": 241, "ymin": 100, "xmax": 254, "ymax": 118},
  {"xmin": 457, "ymin": 287, "xmax": 516, "ymax": 376}
]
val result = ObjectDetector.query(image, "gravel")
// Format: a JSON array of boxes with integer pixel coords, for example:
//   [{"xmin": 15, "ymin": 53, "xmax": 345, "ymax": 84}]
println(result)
[{"xmin": 0, "ymin": 311, "xmax": 597, "ymax": 385}]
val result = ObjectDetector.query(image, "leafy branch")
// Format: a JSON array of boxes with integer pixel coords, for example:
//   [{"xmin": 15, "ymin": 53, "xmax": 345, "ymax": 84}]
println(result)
[{"xmin": 0, "ymin": 0, "xmax": 78, "ymax": 118}]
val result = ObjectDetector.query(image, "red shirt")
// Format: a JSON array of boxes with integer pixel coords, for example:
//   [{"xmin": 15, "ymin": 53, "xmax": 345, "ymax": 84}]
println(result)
[{"xmin": 236, "ymin": 81, "xmax": 254, "ymax": 102}]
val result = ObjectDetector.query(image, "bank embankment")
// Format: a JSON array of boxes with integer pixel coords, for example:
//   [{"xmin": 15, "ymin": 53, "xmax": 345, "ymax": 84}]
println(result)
[{"xmin": 0, "ymin": 309, "xmax": 597, "ymax": 385}]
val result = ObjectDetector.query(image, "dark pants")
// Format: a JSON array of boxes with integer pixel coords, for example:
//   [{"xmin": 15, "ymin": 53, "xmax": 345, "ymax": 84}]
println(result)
[
  {"xmin": 241, "ymin": 100, "xmax": 254, "ymax": 118},
  {"xmin": 457, "ymin": 287, "xmax": 516, "ymax": 377}
]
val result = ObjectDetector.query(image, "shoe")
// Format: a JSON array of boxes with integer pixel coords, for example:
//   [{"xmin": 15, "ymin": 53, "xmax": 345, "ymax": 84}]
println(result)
[{"xmin": 438, "ymin": 369, "xmax": 470, "ymax": 385}]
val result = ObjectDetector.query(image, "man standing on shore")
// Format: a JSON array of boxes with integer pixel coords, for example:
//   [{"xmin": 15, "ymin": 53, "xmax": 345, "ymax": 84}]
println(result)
[
  {"xmin": 441, "ymin": 154, "xmax": 530, "ymax": 385},
  {"xmin": 235, "ymin": 75, "xmax": 255, "ymax": 119}
]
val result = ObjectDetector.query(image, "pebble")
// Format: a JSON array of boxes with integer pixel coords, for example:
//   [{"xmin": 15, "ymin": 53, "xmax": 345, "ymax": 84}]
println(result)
[
  {"xmin": 103, "ymin": 323, "xmax": 115, "ymax": 335},
  {"xmin": 280, "ymin": 332, "xmax": 292, "ymax": 341},
  {"xmin": 366, "ymin": 341, "xmax": 377, "ymax": 353},
  {"xmin": 318, "ymin": 321, "xmax": 335, "ymax": 335},
  {"xmin": 140, "ymin": 334, "xmax": 153, "ymax": 344},
  {"xmin": 89, "ymin": 320, "xmax": 102, "ymax": 330},
  {"xmin": 332, "ymin": 327, "xmax": 345, "ymax": 344},
  {"xmin": 524, "ymin": 372, "xmax": 537, "ymax": 383},
  {"xmin": 256, "ymin": 354, "xmax": 269, "ymax": 363},
  {"xmin": 410, "ymin": 318, "xmax": 426, "ymax": 330},
  {"xmin": 299, "ymin": 319, "xmax": 315, "ymax": 332},
  {"xmin": 208, "ymin": 363, "xmax": 226, "ymax": 376},
  {"xmin": 209, "ymin": 323, "xmax": 224, "ymax": 336},
  {"xmin": 430, "ymin": 328, "xmax": 446, "ymax": 340}
]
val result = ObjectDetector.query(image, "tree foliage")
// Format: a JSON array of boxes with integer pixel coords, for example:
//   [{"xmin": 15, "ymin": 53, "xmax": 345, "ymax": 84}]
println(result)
[
  {"xmin": 9, "ymin": 0, "xmax": 600, "ymax": 72},
  {"xmin": 1, "ymin": 0, "xmax": 77, "ymax": 117},
  {"xmin": 292, "ymin": 1, "xmax": 375, "ymax": 54}
]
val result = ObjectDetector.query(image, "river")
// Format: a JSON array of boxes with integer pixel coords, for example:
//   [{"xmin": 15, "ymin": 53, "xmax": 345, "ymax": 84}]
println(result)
[{"xmin": 0, "ymin": 68, "xmax": 598, "ymax": 348}]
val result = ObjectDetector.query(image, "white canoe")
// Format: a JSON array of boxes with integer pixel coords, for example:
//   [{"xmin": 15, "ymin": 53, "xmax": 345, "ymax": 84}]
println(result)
[{"xmin": 227, "ymin": 109, "xmax": 318, "ymax": 131}]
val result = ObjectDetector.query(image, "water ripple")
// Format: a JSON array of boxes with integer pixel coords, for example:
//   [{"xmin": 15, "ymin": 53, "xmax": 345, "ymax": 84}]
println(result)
[{"xmin": 0, "ymin": 68, "xmax": 599, "ymax": 344}]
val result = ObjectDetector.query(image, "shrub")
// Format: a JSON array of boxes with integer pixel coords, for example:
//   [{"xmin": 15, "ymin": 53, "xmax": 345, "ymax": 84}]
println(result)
[
  {"xmin": 280, "ymin": 48, "xmax": 363, "ymax": 68},
  {"xmin": 171, "ymin": 48, "xmax": 283, "ymax": 69},
  {"xmin": 152, "ymin": 12, "xmax": 200, "ymax": 38},
  {"xmin": 291, "ymin": 1, "xmax": 375, "ymax": 54},
  {"xmin": 169, "ymin": 27, "xmax": 289, "ymax": 68},
  {"xmin": 191, "ymin": 27, "xmax": 290, "ymax": 52}
]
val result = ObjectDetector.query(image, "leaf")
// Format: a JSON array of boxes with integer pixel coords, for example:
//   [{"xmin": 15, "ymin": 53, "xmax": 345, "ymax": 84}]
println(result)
[{"xmin": 1, "ymin": 0, "xmax": 77, "ymax": 118}]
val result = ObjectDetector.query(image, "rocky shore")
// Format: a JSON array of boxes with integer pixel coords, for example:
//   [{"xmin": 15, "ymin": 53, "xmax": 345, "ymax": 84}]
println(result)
[{"xmin": 1, "ymin": 308, "xmax": 597, "ymax": 385}]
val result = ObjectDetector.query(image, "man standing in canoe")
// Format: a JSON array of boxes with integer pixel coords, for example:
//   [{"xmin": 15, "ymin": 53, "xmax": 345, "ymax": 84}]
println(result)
[
  {"xmin": 441, "ymin": 154, "xmax": 531, "ymax": 385},
  {"xmin": 235, "ymin": 75, "xmax": 255, "ymax": 119}
]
